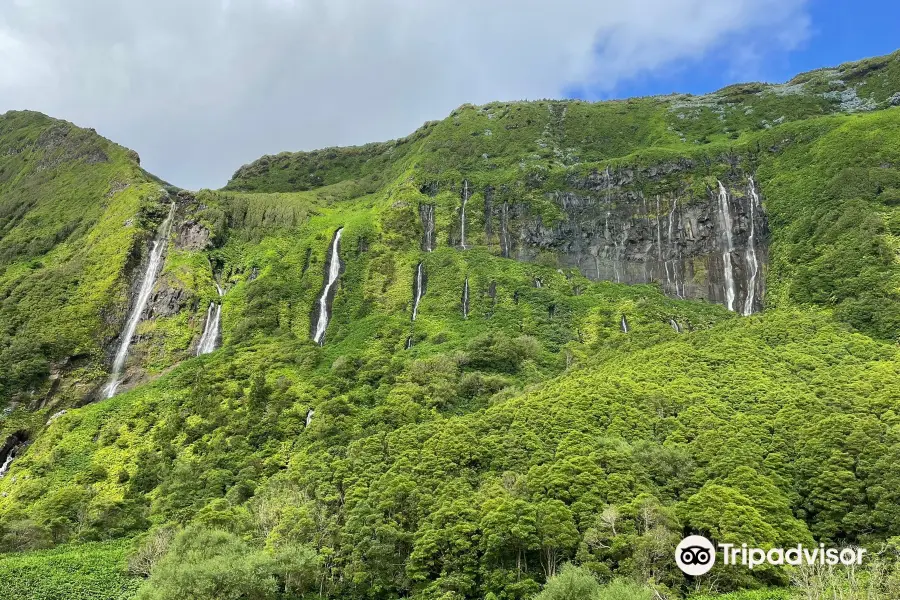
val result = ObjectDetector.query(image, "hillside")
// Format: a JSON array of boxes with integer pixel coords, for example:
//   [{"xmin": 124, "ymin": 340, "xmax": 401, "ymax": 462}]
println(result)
[{"xmin": 0, "ymin": 50, "xmax": 899, "ymax": 600}]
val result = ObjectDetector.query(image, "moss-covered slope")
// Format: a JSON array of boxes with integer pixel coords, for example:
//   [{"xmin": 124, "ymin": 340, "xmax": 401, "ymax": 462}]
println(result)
[{"xmin": 0, "ymin": 50, "xmax": 899, "ymax": 600}]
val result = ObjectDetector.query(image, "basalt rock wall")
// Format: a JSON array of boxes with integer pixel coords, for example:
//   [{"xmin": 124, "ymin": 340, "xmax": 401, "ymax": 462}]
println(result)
[{"xmin": 420, "ymin": 161, "xmax": 768, "ymax": 313}]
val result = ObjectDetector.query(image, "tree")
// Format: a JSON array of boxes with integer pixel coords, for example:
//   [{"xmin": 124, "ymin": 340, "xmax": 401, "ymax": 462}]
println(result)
[
  {"xmin": 135, "ymin": 525, "xmax": 277, "ymax": 600},
  {"xmin": 536, "ymin": 500, "xmax": 580, "ymax": 578},
  {"xmin": 535, "ymin": 563, "xmax": 599, "ymax": 600}
]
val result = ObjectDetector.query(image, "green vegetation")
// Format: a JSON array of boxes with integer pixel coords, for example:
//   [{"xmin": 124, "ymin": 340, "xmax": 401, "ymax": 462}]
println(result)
[
  {"xmin": 1, "ymin": 50, "xmax": 900, "ymax": 600},
  {"xmin": 0, "ymin": 540, "xmax": 139, "ymax": 600}
]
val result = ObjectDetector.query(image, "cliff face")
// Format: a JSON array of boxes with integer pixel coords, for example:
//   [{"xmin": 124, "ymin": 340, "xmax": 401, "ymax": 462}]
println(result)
[{"xmin": 419, "ymin": 165, "xmax": 768, "ymax": 314}]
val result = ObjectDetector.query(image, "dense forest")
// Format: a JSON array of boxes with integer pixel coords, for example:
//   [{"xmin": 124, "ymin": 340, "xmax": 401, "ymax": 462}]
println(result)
[{"xmin": 0, "ymin": 50, "xmax": 899, "ymax": 600}]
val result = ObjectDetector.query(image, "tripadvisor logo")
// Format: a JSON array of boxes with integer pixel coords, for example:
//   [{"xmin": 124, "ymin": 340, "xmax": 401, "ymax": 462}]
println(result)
[
  {"xmin": 676, "ymin": 536, "xmax": 716, "ymax": 576},
  {"xmin": 675, "ymin": 535, "xmax": 867, "ymax": 575}
]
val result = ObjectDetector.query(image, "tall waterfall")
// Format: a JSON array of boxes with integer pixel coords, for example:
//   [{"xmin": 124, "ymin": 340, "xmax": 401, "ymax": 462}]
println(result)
[
  {"xmin": 104, "ymin": 203, "xmax": 176, "ymax": 398},
  {"xmin": 620, "ymin": 314, "xmax": 629, "ymax": 333},
  {"xmin": 716, "ymin": 181, "xmax": 737, "ymax": 312},
  {"xmin": 656, "ymin": 196, "xmax": 663, "ymax": 262},
  {"xmin": 460, "ymin": 180, "xmax": 469, "ymax": 249},
  {"xmin": 313, "ymin": 228, "xmax": 343, "ymax": 345},
  {"xmin": 420, "ymin": 204, "xmax": 435, "ymax": 252},
  {"xmin": 462, "ymin": 277, "xmax": 470, "ymax": 319},
  {"xmin": 744, "ymin": 177, "xmax": 762, "ymax": 315},
  {"xmin": 412, "ymin": 262, "xmax": 425, "ymax": 321},
  {"xmin": 196, "ymin": 283, "xmax": 224, "ymax": 356}
]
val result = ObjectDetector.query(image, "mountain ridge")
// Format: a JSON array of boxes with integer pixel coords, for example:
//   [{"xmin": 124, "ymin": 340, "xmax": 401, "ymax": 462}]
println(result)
[{"xmin": 0, "ymin": 49, "xmax": 899, "ymax": 600}]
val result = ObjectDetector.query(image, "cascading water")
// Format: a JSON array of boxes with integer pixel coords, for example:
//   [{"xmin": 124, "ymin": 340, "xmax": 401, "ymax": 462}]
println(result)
[
  {"xmin": 460, "ymin": 180, "xmax": 469, "ymax": 249},
  {"xmin": 196, "ymin": 283, "xmax": 224, "ymax": 356},
  {"xmin": 420, "ymin": 204, "xmax": 435, "ymax": 252},
  {"xmin": 669, "ymin": 319, "xmax": 682, "ymax": 333},
  {"xmin": 462, "ymin": 277, "xmax": 470, "ymax": 318},
  {"xmin": 412, "ymin": 262, "xmax": 425, "ymax": 321},
  {"xmin": 313, "ymin": 228, "xmax": 343, "ymax": 345},
  {"xmin": 0, "ymin": 443, "xmax": 23, "ymax": 478},
  {"xmin": 716, "ymin": 181, "xmax": 737, "ymax": 312},
  {"xmin": 405, "ymin": 336, "xmax": 413, "ymax": 350},
  {"xmin": 104, "ymin": 203, "xmax": 176, "ymax": 398},
  {"xmin": 743, "ymin": 177, "xmax": 762, "ymax": 316},
  {"xmin": 666, "ymin": 199, "xmax": 684, "ymax": 299},
  {"xmin": 656, "ymin": 196, "xmax": 663, "ymax": 263},
  {"xmin": 306, "ymin": 409, "xmax": 314, "ymax": 427},
  {"xmin": 620, "ymin": 314, "xmax": 629, "ymax": 333}
]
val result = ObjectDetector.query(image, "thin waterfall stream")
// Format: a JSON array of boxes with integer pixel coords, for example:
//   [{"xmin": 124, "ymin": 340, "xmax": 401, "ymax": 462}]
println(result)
[
  {"xmin": 412, "ymin": 262, "xmax": 425, "ymax": 321},
  {"xmin": 460, "ymin": 180, "xmax": 469, "ymax": 249},
  {"xmin": 744, "ymin": 177, "xmax": 762, "ymax": 315},
  {"xmin": 716, "ymin": 181, "xmax": 737, "ymax": 312},
  {"xmin": 313, "ymin": 228, "xmax": 343, "ymax": 345},
  {"xmin": 197, "ymin": 282, "xmax": 224, "ymax": 355},
  {"xmin": 104, "ymin": 203, "xmax": 176, "ymax": 398},
  {"xmin": 462, "ymin": 277, "xmax": 470, "ymax": 319}
]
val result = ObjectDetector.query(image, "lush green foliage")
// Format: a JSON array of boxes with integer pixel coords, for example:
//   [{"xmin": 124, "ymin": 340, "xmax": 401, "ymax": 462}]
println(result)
[
  {"xmin": 1, "ymin": 51, "xmax": 900, "ymax": 600},
  {"xmin": 0, "ymin": 540, "xmax": 140, "ymax": 600},
  {"xmin": 0, "ymin": 111, "xmax": 162, "ymax": 400}
]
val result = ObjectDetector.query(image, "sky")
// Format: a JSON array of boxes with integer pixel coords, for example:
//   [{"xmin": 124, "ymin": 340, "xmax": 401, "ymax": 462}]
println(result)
[{"xmin": 0, "ymin": 0, "xmax": 897, "ymax": 190}]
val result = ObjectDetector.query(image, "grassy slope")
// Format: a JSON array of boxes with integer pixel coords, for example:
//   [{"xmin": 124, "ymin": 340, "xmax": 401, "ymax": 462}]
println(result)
[
  {"xmin": 0, "ymin": 111, "xmax": 165, "ymax": 410},
  {"xmin": 0, "ymin": 540, "xmax": 138, "ymax": 600},
  {"xmin": 0, "ymin": 51, "xmax": 898, "ymax": 599}
]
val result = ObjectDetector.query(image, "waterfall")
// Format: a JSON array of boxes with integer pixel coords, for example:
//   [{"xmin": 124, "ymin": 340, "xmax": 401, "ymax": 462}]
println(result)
[
  {"xmin": 656, "ymin": 196, "xmax": 663, "ymax": 262},
  {"xmin": 716, "ymin": 181, "xmax": 737, "ymax": 312},
  {"xmin": 412, "ymin": 262, "xmax": 425, "ymax": 321},
  {"xmin": 313, "ymin": 228, "xmax": 343, "ymax": 345},
  {"xmin": 667, "ymin": 199, "xmax": 684, "ymax": 299},
  {"xmin": 460, "ymin": 180, "xmax": 469, "ymax": 249},
  {"xmin": 0, "ymin": 433, "xmax": 28, "ymax": 479},
  {"xmin": 405, "ymin": 336, "xmax": 413, "ymax": 350},
  {"xmin": 620, "ymin": 314, "xmax": 629, "ymax": 333},
  {"xmin": 196, "ymin": 283, "xmax": 224, "ymax": 356},
  {"xmin": 462, "ymin": 277, "xmax": 470, "ymax": 319},
  {"xmin": 500, "ymin": 202, "xmax": 510, "ymax": 258},
  {"xmin": 669, "ymin": 319, "xmax": 682, "ymax": 333},
  {"xmin": 104, "ymin": 203, "xmax": 176, "ymax": 398},
  {"xmin": 743, "ymin": 177, "xmax": 762, "ymax": 316},
  {"xmin": 419, "ymin": 204, "xmax": 435, "ymax": 252},
  {"xmin": 668, "ymin": 198, "xmax": 677, "ymax": 243},
  {"xmin": 0, "ymin": 444, "xmax": 22, "ymax": 478},
  {"xmin": 305, "ymin": 409, "xmax": 314, "ymax": 427}
]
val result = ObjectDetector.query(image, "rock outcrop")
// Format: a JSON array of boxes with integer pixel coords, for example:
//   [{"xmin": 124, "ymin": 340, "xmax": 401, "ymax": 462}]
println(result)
[
  {"xmin": 175, "ymin": 220, "xmax": 211, "ymax": 251},
  {"xmin": 424, "ymin": 161, "xmax": 769, "ymax": 313}
]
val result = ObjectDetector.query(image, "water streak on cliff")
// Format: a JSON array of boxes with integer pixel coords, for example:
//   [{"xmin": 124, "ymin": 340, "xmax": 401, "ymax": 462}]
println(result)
[{"xmin": 105, "ymin": 203, "xmax": 176, "ymax": 398}]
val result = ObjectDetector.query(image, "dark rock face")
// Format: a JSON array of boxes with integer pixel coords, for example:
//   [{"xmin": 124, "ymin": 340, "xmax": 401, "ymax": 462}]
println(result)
[
  {"xmin": 175, "ymin": 221, "xmax": 211, "ymax": 251},
  {"xmin": 144, "ymin": 278, "xmax": 190, "ymax": 319},
  {"xmin": 475, "ymin": 164, "xmax": 769, "ymax": 313}
]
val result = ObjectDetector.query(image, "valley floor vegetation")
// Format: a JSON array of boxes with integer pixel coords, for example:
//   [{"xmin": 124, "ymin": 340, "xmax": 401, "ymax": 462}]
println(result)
[{"xmin": 1, "ymin": 50, "xmax": 900, "ymax": 600}]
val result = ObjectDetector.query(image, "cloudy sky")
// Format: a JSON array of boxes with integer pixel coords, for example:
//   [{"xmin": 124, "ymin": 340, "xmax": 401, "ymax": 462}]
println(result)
[{"xmin": 0, "ymin": 0, "xmax": 893, "ymax": 189}]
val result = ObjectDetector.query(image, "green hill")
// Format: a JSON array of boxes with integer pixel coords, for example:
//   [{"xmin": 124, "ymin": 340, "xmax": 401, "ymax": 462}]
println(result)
[{"xmin": 0, "ymin": 50, "xmax": 899, "ymax": 600}]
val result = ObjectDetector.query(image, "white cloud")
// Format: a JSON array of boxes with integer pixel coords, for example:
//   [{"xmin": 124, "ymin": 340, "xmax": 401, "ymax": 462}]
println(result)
[{"xmin": 0, "ymin": 0, "xmax": 810, "ymax": 189}]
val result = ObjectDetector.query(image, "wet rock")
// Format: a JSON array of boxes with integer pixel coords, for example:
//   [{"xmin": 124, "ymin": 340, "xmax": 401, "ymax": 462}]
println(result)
[
  {"xmin": 144, "ymin": 279, "xmax": 190, "ymax": 319},
  {"xmin": 479, "ymin": 162, "xmax": 768, "ymax": 313},
  {"xmin": 175, "ymin": 221, "xmax": 211, "ymax": 251}
]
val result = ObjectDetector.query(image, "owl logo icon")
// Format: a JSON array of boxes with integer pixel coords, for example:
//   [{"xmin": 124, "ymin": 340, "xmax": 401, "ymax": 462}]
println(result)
[{"xmin": 676, "ymin": 535, "xmax": 716, "ymax": 576}]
